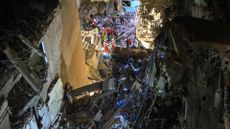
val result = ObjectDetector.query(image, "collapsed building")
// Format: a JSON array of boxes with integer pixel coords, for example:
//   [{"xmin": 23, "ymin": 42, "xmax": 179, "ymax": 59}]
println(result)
[
  {"xmin": 0, "ymin": 0, "xmax": 230, "ymax": 129},
  {"xmin": 140, "ymin": 0, "xmax": 230, "ymax": 129},
  {"xmin": 0, "ymin": 0, "xmax": 87, "ymax": 128}
]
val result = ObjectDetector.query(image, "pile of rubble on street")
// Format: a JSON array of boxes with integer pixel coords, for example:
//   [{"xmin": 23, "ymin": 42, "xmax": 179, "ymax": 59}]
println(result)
[{"xmin": 61, "ymin": 55, "xmax": 149, "ymax": 128}]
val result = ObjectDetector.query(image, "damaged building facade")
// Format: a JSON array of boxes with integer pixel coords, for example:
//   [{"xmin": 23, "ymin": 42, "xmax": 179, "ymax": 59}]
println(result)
[
  {"xmin": 140, "ymin": 0, "xmax": 230, "ymax": 129},
  {"xmin": 0, "ymin": 0, "xmax": 88, "ymax": 128},
  {"xmin": 0, "ymin": 0, "xmax": 230, "ymax": 129}
]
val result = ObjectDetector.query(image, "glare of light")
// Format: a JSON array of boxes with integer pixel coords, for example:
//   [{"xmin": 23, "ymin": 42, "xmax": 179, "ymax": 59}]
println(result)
[{"xmin": 89, "ymin": 92, "xmax": 95, "ymax": 96}]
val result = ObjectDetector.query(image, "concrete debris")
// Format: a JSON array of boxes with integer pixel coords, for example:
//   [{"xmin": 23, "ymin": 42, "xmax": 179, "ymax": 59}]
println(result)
[
  {"xmin": 1, "ymin": 0, "xmax": 230, "ymax": 129},
  {"xmin": 61, "ymin": 55, "xmax": 149, "ymax": 128}
]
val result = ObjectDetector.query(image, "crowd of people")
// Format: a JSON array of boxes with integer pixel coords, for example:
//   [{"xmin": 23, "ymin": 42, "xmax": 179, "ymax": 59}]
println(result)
[{"xmin": 84, "ymin": 7, "xmax": 140, "ymax": 59}]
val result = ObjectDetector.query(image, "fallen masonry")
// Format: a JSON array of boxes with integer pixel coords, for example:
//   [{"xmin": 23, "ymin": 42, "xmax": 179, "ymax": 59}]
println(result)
[
  {"xmin": 61, "ymin": 55, "xmax": 150, "ymax": 129},
  {"xmin": 0, "ymin": 0, "xmax": 230, "ymax": 129}
]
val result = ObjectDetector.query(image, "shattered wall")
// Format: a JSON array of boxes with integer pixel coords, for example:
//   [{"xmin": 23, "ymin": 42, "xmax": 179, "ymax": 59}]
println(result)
[
  {"xmin": 140, "ymin": 0, "xmax": 230, "ymax": 129},
  {"xmin": 0, "ymin": 0, "xmax": 89, "ymax": 128}
]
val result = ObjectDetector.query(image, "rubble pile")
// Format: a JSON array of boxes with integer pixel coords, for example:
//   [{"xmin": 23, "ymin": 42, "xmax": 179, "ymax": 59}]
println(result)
[
  {"xmin": 66, "ymin": 1, "xmax": 174, "ymax": 128},
  {"xmin": 62, "ymin": 55, "xmax": 150, "ymax": 129},
  {"xmin": 1, "ymin": 0, "xmax": 230, "ymax": 129}
]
